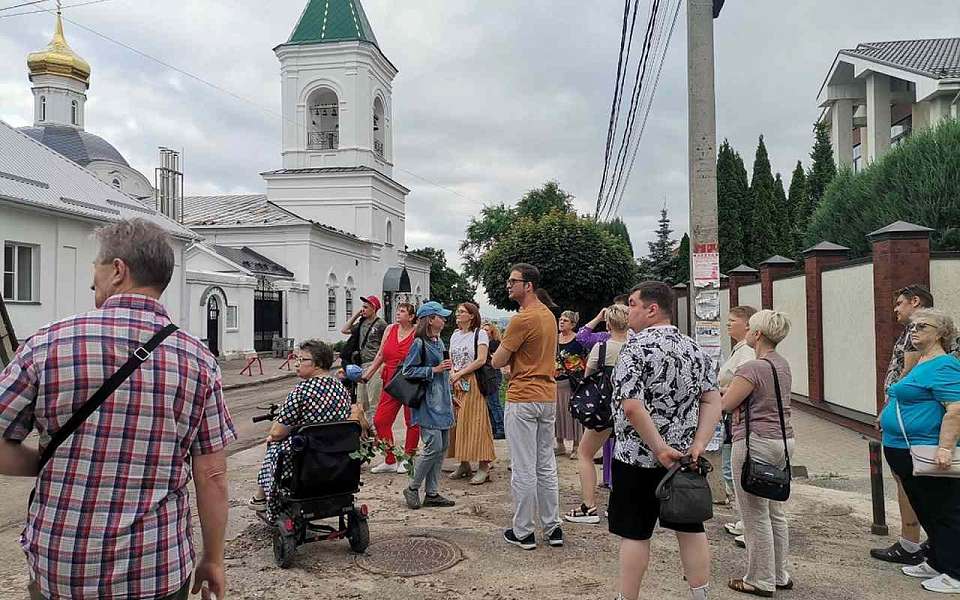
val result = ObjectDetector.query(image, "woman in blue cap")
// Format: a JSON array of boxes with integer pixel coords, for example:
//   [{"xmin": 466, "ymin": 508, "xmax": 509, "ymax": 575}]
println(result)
[{"xmin": 402, "ymin": 301, "xmax": 457, "ymax": 509}]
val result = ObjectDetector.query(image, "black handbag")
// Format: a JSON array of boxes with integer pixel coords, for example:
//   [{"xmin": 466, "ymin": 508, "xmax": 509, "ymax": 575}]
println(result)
[
  {"xmin": 569, "ymin": 342, "xmax": 614, "ymax": 431},
  {"xmin": 740, "ymin": 358, "xmax": 792, "ymax": 501},
  {"xmin": 384, "ymin": 338, "xmax": 428, "ymax": 409},
  {"xmin": 473, "ymin": 330, "xmax": 499, "ymax": 396},
  {"xmin": 655, "ymin": 456, "xmax": 714, "ymax": 524}
]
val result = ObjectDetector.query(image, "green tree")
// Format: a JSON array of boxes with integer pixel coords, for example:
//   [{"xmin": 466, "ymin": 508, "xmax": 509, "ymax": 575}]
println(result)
[
  {"xmin": 787, "ymin": 161, "xmax": 809, "ymax": 257},
  {"xmin": 672, "ymin": 233, "xmax": 690, "ymax": 283},
  {"xmin": 806, "ymin": 120, "xmax": 837, "ymax": 222},
  {"xmin": 717, "ymin": 140, "xmax": 746, "ymax": 271},
  {"xmin": 638, "ymin": 208, "xmax": 677, "ymax": 283},
  {"xmin": 459, "ymin": 181, "xmax": 575, "ymax": 282},
  {"xmin": 411, "ymin": 247, "xmax": 477, "ymax": 309},
  {"xmin": 479, "ymin": 211, "xmax": 638, "ymax": 320},
  {"xmin": 749, "ymin": 136, "xmax": 777, "ymax": 263},
  {"xmin": 805, "ymin": 118, "xmax": 960, "ymax": 254},
  {"xmin": 600, "ymin": 216, "xmax": 634, "ymax": 255},
  {"xmin": 773, "ymin": 172, "xmax": 790, "ymax": 253}
]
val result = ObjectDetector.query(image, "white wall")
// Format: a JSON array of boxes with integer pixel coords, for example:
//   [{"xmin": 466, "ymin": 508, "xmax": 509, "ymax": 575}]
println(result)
[
  {"xmin": 773, "ymin": 275, "xmax": 808, "ymax": 397},
  {"xmin": 822, "ymin": 263, "xmax": 876, "ymax": 415},
  {"xmin": 738, "ymin": 283, "xmax": 761, "ymax": 310},
  {"xmin": 931, "ymin": 258, "xmax": 960, "ymax": 320},
  {"xmin": 186, "ymin": 271, "xmax": 256, "ymax": 358}
]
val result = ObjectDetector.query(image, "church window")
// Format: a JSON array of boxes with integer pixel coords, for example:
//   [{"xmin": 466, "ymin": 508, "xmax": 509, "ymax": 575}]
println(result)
[
  {"xmin": 328, "ymin": 288, "xmax": 338, "ymax": 329},
  {"xmin": 385, "ymin": 220, "xmax": 393, "ymax": 245},
  {"xmin": 71, "ymin": 100, "xmax": 79, "ymax": 125},
  {"xmin": 226, "ymin": 305, "xmax": 238, "ymax": 330},
  {"xmin": 39, "ymin": 96, "xmax": 46, "ymax": 122},
  {"xmin": 307, "ymin": 88, "xmax": 339, "ymax": 151},
  {"xmin": 373, "ymin": 97, "xmax": 385, "ymax": 158},
  {"xmin": 111, "ymin": 178, "xmax": 121, "ymax": 190},
  {"xmin": 3, "ymin": 243, "xmax": 38, "ymax": 302},
  {"xmin": 345, "ymin": 288, "xmax": 353, "ymax": 317}
]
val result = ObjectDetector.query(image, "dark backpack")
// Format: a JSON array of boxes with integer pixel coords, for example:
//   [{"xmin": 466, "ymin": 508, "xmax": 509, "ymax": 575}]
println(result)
[{"xmin": 569, "ymin": 342, "xmax": 615, "ymax": 431}]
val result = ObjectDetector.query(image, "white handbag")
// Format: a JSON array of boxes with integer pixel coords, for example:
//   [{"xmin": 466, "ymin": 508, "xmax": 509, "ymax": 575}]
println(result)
[{"xmin": 896, "ymin": 401, "xmax": 960, "ymax": 477}]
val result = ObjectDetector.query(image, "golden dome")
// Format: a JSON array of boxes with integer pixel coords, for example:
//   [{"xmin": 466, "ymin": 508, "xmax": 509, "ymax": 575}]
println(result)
[{"xmin": 26, "ymin": 13, "xmax": 90, "ymax": 85}]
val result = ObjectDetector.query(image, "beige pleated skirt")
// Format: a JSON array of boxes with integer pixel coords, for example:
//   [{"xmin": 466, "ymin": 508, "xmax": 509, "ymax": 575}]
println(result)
[
  {"xmin": 555, "ymin": 378, "xmax": 583, "ymax": 444},
  {"xmin": 447, "ymin": 373, "xmax": 496, "ymax": 462}
]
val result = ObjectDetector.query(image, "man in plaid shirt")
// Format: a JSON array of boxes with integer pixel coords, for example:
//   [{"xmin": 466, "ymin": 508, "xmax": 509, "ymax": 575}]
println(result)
[{"xmin": 0, "ymin": 219, "xmax": 236, "ymax": 600}]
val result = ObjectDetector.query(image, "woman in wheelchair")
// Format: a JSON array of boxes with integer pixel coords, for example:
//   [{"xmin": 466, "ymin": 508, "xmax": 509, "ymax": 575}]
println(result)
[{"xmin": 249, "ymin": 339, "xmax": 364, "ymax": 515}]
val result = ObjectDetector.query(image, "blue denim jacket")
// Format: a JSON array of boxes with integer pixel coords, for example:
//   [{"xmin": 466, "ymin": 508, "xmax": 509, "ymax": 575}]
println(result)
[{"xmin": 401, "ymin": 337, "xmax": 454, "ymax": 430}]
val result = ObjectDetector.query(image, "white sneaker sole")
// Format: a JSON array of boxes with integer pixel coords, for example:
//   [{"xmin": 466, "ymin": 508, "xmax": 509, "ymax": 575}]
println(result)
[
  {"xmin": 904, "ymin": 566, "xmax": 941, "ymax": 579},
  {"xmin": 563, "ymin": 514, "xmax": 601, "ymax": 524},
  {"xmin": 504, "ymin": 533, "xmax": 536, "ymax": 550}
]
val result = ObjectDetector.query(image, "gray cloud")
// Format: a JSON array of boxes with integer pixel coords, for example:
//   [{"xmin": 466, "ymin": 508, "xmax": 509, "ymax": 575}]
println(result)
[{"xmin": 2, "ymin": 0, "xmax": 957, "ymax": 316}]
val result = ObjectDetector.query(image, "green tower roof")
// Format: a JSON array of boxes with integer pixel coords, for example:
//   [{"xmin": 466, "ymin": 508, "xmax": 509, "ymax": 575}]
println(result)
[{"xmin": 287, "ymin": 0, "xmax": 380, "ymax": 48}]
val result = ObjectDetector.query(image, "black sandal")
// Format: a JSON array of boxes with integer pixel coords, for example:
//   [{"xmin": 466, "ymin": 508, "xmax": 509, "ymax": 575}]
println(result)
[
  {"xmin": 728, "ymin": 579, "xmax": 773, "ymax": 597},
  {"xmin": 777, "ymin": 579, "xmax": 794, "ymax": 590}
]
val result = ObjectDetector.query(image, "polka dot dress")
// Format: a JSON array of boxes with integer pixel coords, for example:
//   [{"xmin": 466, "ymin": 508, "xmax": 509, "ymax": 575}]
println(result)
[{"xmin": 257, "ymin": 376, "xmax": 353, "ymax": 518}]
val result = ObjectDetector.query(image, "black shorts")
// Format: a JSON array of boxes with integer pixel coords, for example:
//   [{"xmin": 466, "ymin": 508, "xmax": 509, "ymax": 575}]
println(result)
[{"xmin": 607, "ymin": 459, "xmax": 706, "ymax": 541}]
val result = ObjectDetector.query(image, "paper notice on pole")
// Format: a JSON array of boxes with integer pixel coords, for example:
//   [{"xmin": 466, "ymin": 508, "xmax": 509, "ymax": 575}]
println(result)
[
  {"xmin": 695, "ymin": 321, "xmax": 721, "ymax": 347},
  {"xmin": 694, "ymin": 290, "xmax": 720, "ymax": 321}
]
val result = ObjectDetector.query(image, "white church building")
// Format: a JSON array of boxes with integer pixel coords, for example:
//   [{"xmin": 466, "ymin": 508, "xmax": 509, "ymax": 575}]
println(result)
[{"xmin": 1, "ymin": 0, "xmax": 430, "ymax": 358}]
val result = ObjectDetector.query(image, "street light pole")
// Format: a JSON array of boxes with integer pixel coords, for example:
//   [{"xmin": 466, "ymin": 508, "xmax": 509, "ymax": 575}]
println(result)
[{"xmin": 686, "ymin": 0, "xmax": 721, "ymax": 362}]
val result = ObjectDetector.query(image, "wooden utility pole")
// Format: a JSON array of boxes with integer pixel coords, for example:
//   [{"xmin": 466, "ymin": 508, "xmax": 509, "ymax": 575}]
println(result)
[{"xmin": 686, "ymin": 0, "xmax": 722, "ymax": 362}]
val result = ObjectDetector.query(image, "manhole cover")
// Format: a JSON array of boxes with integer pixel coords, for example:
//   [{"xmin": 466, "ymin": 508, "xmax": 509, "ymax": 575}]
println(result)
[{"xmin": 355, "ymin": 536, "xmax": 462, "ymax": 576}]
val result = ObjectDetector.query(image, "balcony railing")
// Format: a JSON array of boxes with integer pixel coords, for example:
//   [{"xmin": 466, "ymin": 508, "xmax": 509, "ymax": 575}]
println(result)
[
  {"xmin": 374, "ymin": 140, "xmax": 384, "ymax": 158},
  {"xmin": 308, "ymin": 131, "xmax": 338, "ymax": 150}
]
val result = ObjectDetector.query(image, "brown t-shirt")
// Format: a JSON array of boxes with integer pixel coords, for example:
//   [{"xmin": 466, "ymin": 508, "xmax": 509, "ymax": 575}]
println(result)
[
  {"xmin": 501, "ymin": 301, "xmax": 558, "ymax": 402},
  {"xmin": 731, "ymin": 352, "xmax": 794, "ymax": 442}
]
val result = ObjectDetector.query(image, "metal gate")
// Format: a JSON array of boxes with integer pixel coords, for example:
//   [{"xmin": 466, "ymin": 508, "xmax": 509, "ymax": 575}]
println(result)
[{"xmin": 254, "ymin": 279, "xmax": 282, "ymax": 352}]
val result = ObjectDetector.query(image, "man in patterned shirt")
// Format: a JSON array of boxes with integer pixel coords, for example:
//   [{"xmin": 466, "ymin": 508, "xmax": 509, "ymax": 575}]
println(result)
[
  {"xmin": 0, "ymin": 219, "xmax": 236, "ymax": 600},
  {"xmin": 609, "ymin": 282, "xmax": 721, "ymax": 600}
]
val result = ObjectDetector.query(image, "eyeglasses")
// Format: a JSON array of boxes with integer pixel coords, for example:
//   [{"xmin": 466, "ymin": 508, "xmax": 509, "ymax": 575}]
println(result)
[
  {"xmin": 293, "ymin": 357, "xmax": 314, "ymax": 365},
  {"xmin": 506, "ymin": 278, "xmax": 529, "ymax": 287},
  {"xmin": 913, "ymin": 322, "xmax": 935, "ymax": 331}
]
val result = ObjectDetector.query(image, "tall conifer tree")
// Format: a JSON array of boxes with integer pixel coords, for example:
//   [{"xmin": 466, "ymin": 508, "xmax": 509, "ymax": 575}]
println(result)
[
  {"xmin": 774, "ymin": 172, "xmax": 790, "ymax": 252},
  {"xmin": 787, "ymin": 161, "xmax": 809, "ymax": 257},
  {"xmin": 749, "ymin": 136, "xmax": 777, "ymax": 264},
  {"xmin": 717, "ymin": 140, "xmax": 745, "ymax": 272},
  {"xmin": 806, "ymin": 121, "xmax": 837, "ymax": 222},
  {"xmin": 639, "ymin": 208, "xmax": 677, "ymax": 283}
]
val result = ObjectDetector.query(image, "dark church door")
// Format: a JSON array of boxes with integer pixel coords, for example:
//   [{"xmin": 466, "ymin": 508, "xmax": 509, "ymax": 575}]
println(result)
[
  {"xmin": 254, "ymin": 281, "xmax": 283, "ymax": 352},
  {"xmin": 206, "ymin": 296, "xmax": 220, "ymax": 357}
]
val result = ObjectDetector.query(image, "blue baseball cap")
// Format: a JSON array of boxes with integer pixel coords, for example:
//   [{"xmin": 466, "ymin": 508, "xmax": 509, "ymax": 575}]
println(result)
[
  {"xmin": 344, "ymin": 364, "xmax": 364, "ymax": 382},
  {"xmin": 416, "ymin": 301, "xmax": 452, "ymax": 318}
]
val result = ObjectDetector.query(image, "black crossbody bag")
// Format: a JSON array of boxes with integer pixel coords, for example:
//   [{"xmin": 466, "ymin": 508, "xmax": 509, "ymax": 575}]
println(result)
[
  {"xmin": 473, "ymin": 329, "xmax": 498, "ymax": 396},
  {"xmin": 384, "ymin": 338, "xmax": 428, "ymax": 409},
  {"xmin": 28, "ymin": 324, "xmax": 179, "ymax": 506},
  {"xmin": 740, "ymin": 357, "xmax": 791, "ymax": 501}
]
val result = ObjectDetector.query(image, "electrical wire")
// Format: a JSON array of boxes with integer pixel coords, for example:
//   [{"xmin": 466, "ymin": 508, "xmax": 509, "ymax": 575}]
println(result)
[
  {"xmin": 0, "ymin": 0, "xmax": 112, "ymax": 19},
  {"xmin": 0, "ymin": 0, "xmax": 47, "ymax": 12}
]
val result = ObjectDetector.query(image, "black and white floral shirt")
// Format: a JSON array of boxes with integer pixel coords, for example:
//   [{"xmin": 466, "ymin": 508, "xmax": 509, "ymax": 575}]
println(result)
[
  {"xmin": 885, "ymin": 328, "xmax": 916, "ymax": 391},
  {"xmin": 612, "ymin": 325, "xmax": 718, "ymax": 468}
]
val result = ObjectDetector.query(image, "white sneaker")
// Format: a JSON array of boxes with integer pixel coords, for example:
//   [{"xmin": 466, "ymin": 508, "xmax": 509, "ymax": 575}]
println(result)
[
  {"xmin": 396, "ymin": 462, "xmax": 409, "ymax": 474},
  {"xmin": 903, "ymin": 561, "xmax": 941, "ymax": 579},
  {"xmin": 371, "ymin": 461, "xmax": 399, "ymax": 474},
  {"xmin": 734, "ymin": 535, "xmax": 746, "ymax": 548},
  {"xmin": 725, "ymin": 520, "xmax": 743, "ymax": 536},
  {"xmin": 923, "ymin": 574, "xmax": 960, "ymax": 594}
]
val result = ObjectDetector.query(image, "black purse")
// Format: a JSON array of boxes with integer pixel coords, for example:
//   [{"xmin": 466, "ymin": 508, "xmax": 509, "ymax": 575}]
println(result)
[
  {"xmin": 740, "ymin": 358, "xmax": 792, "ymax": 501},
  {"xmin": 384, "ymin": 339, "xmax": 428, "ymax": 409},
  {"xmin": 655, "ymin": 456, "xmax": 714, "ymax": 524},
  {"xmin": 473, "ymin": 330, "xmax": 499, "ymax": 396},
  {"xmin": 569, "ymin": 342, "xmax": 614, "ymax": 431}
]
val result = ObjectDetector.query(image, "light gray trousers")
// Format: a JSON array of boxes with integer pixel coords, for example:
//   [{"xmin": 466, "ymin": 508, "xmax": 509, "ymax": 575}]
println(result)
[
  {"xmin": 409, "ymin": 427, "xmax": 449, "ymax": 496},
  {"xmin": 732, "ymin": 436, "xmax": 796, "ymax": 592},
  {"xmin": 505, "ymin": 401, "xmax": 561, "ymax": 539}
]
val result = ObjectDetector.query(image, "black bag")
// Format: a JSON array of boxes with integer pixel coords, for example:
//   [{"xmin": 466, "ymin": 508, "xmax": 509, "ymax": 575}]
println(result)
[
  {"xmin": 569, "ymin": 342, "xmax": 614, "ymax": 431},
  {"xmin": 342, "ymin": 317, "xmax": 379, "ymax": 367},
  {"xmin": 655, "ymin": 456, "xmax": 714, "ymax": 524},
  {"xmin": 739, "ymin": 358, "xmax": 792, "ymax": 501},
  {"xmin": 384, "ymin": 338, "xmax": 428, "ymax": 409},
  {"xmin": 473, "ymin": 329, "xmax": 499, "ymax": 396}
]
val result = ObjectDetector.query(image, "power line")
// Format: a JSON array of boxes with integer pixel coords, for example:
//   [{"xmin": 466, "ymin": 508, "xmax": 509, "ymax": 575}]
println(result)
[
  {"xmin": 0, "ymin": 0, "xmax": 112, "ymax": 19},
  {"xmin": 0, "ymin": 0, "xmax": 48, "ymax": 12}
]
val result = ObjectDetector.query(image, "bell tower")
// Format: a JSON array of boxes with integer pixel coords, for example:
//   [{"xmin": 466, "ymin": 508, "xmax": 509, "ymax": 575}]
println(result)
[
  {"xmin": 26, "ymin": 4, "xmax": 91, "ymax": 129},
  {"xmin": 274, "ymin": 0, "xmax": 396, "ymax": 175}
]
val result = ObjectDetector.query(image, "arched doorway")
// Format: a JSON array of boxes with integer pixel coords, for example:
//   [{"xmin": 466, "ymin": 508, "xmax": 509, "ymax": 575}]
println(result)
[{"xmin": 206, "ymin": 295, "xmax": 221, "ymax": 357}]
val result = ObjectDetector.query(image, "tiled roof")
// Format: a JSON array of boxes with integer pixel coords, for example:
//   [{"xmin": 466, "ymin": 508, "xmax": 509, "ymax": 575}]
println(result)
[
  {"xmin": 287, "ymin": 0, "xmax": 379, "ymax": 48},
  {"xmin": 18, "ymin": 125, "xmax": 130, "ymax": 167},
  {"xmin": 209, "ymin": 244, "xmax": 294, "ymax": 278},
  {"xmin": 841, "ymin": 38, "xmax": 960, "ymax": 79},
  {"xmin": 0, "ymin": 120, "xmax": 193, "ymax": 238},
  {"xmin": 181, "ymin": 193, "xmax": 359, "ymax": 239}
]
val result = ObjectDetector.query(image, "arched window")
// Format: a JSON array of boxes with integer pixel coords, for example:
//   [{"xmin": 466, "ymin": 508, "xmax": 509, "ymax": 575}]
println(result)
[
  {"xmin": 328, "ymin": 288, "xmax": 338, "ymax": 329},
  {"xmin": 345, "ymin": 288, "xmax": 353, "ymax": 317},
  {"xmin": 71, "ymin": 100, "xmax": 79, "ymax": 126},
  {"xmin": 373, "ymin": 97, "xmax": 385, "ymax": 158},
  {"xmin": 385, "ymin": 220, "xmax": 393, "ymax": 245},
  {"xmin": 39, "ymin": 96, "xmax": 46, "ymax": 122},
  {"xmin": 307, "ymin": 88, "xmax": 339, "ymax": 150},
  {"xmin": 111, "ymin": 178, "xmax": 121, "ymax": 190}
]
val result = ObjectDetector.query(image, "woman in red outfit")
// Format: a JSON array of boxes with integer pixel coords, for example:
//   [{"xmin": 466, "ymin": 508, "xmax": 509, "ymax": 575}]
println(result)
[{"xmin": 364, "ymin": 302, "xmax": 421, "ymax": 473}]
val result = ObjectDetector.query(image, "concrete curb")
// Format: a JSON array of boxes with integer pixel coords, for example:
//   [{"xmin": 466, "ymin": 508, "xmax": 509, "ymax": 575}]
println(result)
[{"xmin": 222, "ymin": 371, "xmax": 296, "ymax": 392}]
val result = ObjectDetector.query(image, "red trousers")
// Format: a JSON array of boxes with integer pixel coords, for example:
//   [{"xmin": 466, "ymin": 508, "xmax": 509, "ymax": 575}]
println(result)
[{"xmin": 373, "ymin": 390, "xmax": 420, "ymax": 464}]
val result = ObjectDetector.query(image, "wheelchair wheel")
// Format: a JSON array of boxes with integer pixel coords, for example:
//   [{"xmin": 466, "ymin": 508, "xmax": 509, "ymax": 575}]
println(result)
[
  {"xmin": 347, "ymin": 514, "xmax": 370, "ymax": 554},
  {"xmin": 273, "ymin": 529, "xmax": 297, "ymax": 568}
]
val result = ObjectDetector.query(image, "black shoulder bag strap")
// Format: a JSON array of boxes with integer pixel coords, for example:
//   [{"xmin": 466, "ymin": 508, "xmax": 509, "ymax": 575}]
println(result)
[
  {"xmin": 36, "ymin": 323, "xmax": 179, "ymax": 474},
  {"xmin": 598, "ymin": 341, "xmax": 607, "ymax": 372},
  {"xmin": 756, "ymin": 357, "xmax": 791, "ymax": 471}
]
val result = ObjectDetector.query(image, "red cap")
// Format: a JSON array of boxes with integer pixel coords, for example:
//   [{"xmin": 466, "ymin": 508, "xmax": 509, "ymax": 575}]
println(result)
[{"xmin": 361, "ymin": 296, "xmax": 382, "ymax": 311}]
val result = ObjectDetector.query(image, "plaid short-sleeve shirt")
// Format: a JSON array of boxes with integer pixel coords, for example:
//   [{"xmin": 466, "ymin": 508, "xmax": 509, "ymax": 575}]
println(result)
[{"xmin": 0, "ymin": 294, "xmax": 237, "ymax": 599}]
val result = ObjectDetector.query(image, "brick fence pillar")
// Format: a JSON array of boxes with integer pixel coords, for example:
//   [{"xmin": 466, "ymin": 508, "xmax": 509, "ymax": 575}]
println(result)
[
  {"xmin": 802, "ymin": 242, "xmax": 850, "ymax": 403},
  {"xmin": 759, "ymin": 255, "xmax": 797, "ymax": 310},
  {"xmin": 727, "ymin": 264, "xmax": 759, "ymax": 308},
  {"xmin": 868, "ymin": 221, "xmax": 933, "ymax": 413}
]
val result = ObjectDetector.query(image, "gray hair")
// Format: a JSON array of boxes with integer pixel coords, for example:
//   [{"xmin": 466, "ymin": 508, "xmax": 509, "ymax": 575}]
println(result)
[
  {"xmin": 911, "ymin": 309, "xmax": 957, "ymax": 352},
  {"xmin": 606, "ymin": 304, "xmax": 629, "ymax": 333},
  {"xmin": 95, "ymin": 219, "xmax": 175, "ymax": 291},
  {"xmin": 560, "ymin": 310, "xmax": 580, "ymax": 327},
  {"xmin": 748, "ymin": 309, "xmax": 791, "ymax": 346}
]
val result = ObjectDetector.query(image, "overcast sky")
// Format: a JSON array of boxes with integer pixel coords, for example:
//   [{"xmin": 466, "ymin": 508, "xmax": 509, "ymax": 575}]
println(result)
[{"xmin": 2, "ymin": 0, "xmax": 958, "ymax": 315}]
